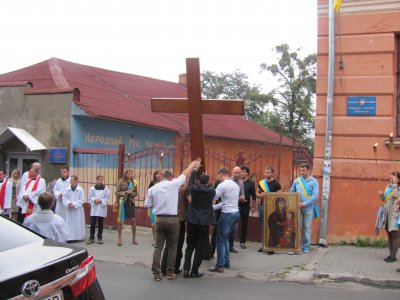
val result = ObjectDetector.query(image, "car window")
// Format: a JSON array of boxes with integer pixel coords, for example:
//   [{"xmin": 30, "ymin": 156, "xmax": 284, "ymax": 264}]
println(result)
[{"xmin": 0, "ymin": 217, "xmax": 43, "ymax": 252}]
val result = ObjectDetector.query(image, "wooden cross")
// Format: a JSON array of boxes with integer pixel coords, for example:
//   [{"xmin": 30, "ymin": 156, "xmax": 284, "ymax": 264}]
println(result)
[{"xmin": 151, "ymin": 58, "xmax": 244, "ymax": 173}]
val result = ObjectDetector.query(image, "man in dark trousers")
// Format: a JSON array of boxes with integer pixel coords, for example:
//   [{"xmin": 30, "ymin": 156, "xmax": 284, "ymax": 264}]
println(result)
[
  {"xmin": 183, "ymin": 161, "xmax": 216, "ymax": 278},
  {"xmin": 239, "ymin": 165, "xmax": 257, "ymax": 249},
  {"xmin": 145, "ymin": 159, "xmax": 198, "ymax": 281}
]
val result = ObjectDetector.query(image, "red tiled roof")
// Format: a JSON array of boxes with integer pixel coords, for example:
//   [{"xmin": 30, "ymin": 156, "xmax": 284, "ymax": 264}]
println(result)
[{"xmin": 0, "ymin": 58, "xmax": 294, "ymax": 146}]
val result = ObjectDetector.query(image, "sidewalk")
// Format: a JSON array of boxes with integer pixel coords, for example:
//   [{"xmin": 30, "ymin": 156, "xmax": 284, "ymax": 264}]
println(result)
[{"xmin": 76, "ymin": 226, "xmax": 400, "ymax": 288}]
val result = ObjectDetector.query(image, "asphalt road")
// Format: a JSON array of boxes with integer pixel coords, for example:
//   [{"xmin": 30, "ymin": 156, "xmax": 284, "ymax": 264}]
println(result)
[{"xmin": 95, "ymin": 260, "xmax": 399, "ymax": 300}]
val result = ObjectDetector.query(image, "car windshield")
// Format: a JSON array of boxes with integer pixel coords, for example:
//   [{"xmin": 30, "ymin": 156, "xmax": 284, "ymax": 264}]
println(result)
[{"xmin": 0, "ymin": 216, "xmax": 43, "ymax": 252}]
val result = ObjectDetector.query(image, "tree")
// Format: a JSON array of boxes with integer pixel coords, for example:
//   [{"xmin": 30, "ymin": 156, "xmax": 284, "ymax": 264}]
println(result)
[
  {"xmin": 201, "ymin": 70, "xmax": 271, "ymax": 120},
  {"xmin": 260, "ymin": 44, "xmax": 317, "ymax": 152}
]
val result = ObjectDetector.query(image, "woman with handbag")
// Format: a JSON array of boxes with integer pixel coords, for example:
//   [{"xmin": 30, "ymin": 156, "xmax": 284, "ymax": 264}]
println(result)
[
  {"xmin": 115, "ymin": 169, "xmax": 138, "ymax": 246},
  {"xmin": 378, "ymin": 171, "xmax": 400, "ymax": 263}
]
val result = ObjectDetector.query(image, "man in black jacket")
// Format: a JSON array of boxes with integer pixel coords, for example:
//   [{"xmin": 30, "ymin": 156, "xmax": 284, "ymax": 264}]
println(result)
[
  {"xmin": 239, "ymin": 165, "xmax": 257, "ymax": 249},
  {"xmin": 183, "ymin": 162, "xmax": 216, "ymax": 278}
]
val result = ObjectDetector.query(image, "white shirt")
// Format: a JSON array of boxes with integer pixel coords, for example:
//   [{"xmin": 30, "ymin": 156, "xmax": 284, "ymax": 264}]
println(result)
[
  {"xmin": 0, "ymin": 178, "xmax": 12, "ymax": 210},
  {"xmin": 23, "ymin": 210, "xmax": 69, "ymax": 243},
  {"xmin": 53, "ymin": 177, "xmax": 70, "ymax": 199},
  {"xmin": 53, "ymin": 177, "xmax": 70, "ymax": 221},
  {"xmin": 213, "ymin": 179, "xmax": 240, "ymax": 213},
  {"xmin": 144, "ymin": 174, "xmax": 186, "ymax": 215},
  {"xmin": 88, "ymin": 185, "xmax": 109, "ymax": 217},
  {"xmin": 18, "ymin": 177, "xmax": 46, "ymax": 214}
]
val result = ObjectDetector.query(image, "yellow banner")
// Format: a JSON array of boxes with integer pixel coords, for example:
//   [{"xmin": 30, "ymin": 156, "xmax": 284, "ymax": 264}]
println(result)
[{"xmin": 334, "ymin": 0, "xmax": 342, "ymax": 13}]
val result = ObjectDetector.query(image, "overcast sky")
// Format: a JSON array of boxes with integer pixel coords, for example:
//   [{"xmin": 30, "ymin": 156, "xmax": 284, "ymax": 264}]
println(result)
[{"xmin": 0, "ymin": 0, "xmax": 317, "ymax": 91}]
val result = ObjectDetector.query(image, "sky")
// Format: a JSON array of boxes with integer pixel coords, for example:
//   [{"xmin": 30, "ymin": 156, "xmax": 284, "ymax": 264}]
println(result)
[{"xmin": 0, "ymin": 0, "xmax": 317, "ymax": 91}]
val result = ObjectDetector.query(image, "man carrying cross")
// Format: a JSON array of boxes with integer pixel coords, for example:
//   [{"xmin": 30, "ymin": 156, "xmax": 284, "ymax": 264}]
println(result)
[{"xmin": 151, "ymin": 57, "xmax": 244, "ymax": 263}]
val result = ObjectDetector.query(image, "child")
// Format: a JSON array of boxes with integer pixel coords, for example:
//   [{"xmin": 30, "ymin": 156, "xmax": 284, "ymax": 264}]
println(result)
[
  {"xmin": 87, "ymin": 175, "xmax": 109, "ymax": 244},
  {"xmin": 279, "ymin": 211, "xmax": 296, "ymax": 248},
  {"xmin": 63, "ymin": 175, "xmax": 86, "ymax": 242}
]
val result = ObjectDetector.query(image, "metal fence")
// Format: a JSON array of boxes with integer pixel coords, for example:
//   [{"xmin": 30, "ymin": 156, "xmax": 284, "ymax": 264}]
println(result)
[{"xmin": 71, "ymin": 143, "xmax": 312, "ymax": 213}]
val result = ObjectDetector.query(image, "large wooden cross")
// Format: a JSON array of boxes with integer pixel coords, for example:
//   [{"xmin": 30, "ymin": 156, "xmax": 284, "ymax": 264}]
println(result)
[{"xmin": 151, "ymin": 58, "xmax": 244, "ymax": 173}]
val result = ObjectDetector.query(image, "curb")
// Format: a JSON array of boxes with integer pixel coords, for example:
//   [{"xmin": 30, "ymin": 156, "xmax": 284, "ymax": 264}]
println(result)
[{"xmin": 313, "ymin": 272, "xmax": 400, "ymax": 289}]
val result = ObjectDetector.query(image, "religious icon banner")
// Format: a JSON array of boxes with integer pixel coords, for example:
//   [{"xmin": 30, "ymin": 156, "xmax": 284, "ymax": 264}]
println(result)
[{"xmin": 263, "ymin": 192, "xmax": 301, "ymax": 253}]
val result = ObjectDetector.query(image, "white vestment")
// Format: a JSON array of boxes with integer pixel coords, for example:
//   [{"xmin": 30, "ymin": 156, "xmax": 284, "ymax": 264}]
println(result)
[
  {"xmin": 17, "ymin": 171, "xmax": 29, "ymax": 208},
  {"xmin": 23, "ymin": 210, "xmax": 69, "ymax": 243},
  {"xmin": 88, "ymin": 186, "xmax": 109, "ymax": 217},
  {"xmin": 0, "ymin": 178, "xmax": 12, "ymax": 211},
  {"xmin": 18, "ymin": 177, "xmax": 46, "ymax": 214},
  {"xmin": 62, "ymin": 185, "xmax": 86, "ymax": 241},
  {"xmin": 19, "ymin": 171, "xmax": 29, "ymax": 197},
  {"xmin": 53, "ymin": 177, "xmax": 70, "ymax": 221}
]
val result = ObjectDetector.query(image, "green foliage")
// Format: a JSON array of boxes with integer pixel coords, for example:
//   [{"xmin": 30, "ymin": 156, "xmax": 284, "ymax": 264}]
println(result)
[
  {"xmin": 200, "ymin": 44, "xmax": 316, "ymax": 155},
  {"xmin": 201, "ymin": 70, "xmax": 272, "ymax": 120},
  {"xmin": 336, "ymin": 236, "xmax": 388, "ymax": 248},
  {"xmin": 260, "ymin": 44, "xmax": 317, "ymax": 153},
  {"xmin": 355, "ymin": 236, "xmax": 387, "ymax": 248}
]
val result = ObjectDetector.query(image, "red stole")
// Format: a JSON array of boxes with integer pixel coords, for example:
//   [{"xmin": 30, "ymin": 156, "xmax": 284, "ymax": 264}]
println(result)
[
  {"xmin": 0, "ymin": 178, "xmax": 9, "ymax": 209},
  {"xmin": 24, "ymin": 176, "xmax": 41, "ymax": 218}
]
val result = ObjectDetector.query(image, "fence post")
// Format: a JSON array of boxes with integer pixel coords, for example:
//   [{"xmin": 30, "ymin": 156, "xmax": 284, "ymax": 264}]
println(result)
[{"xmin": 118, "ymin": 144, "xmax": 125, "ymax": 179}]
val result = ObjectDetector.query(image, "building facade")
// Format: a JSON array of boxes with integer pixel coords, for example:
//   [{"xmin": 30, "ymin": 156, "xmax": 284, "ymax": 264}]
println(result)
[{"xmin": 316, "ymin": 0, "xmax": 400, "ymax": 241}]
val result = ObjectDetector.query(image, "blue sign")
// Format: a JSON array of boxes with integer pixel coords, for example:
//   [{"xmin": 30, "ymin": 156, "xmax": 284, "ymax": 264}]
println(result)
[
  {"xmin": 49, "ymin": 148, "xmax": 68, "ymax": 163},
  {"xmin": 347, "ymin": 96, "xmax": 376, "ymax": 116}
]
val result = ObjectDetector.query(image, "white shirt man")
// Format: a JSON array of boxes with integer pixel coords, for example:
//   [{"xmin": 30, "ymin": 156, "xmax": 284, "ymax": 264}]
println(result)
[
  {"xmin": 23, "ymin": 192, "xmax": 69, "ymax": 243},
  {"xmin": 53, "ymin": 167, "xmax": 70, "ymax": 221},
  {"xmin": 145, "ymin": 174, "xmax": 186, "ymax": 216},
  {"xmin": 144, "ymin": 159, "xmax": 199, "ymax": 281},
  {"xmin": 213, "ymin": 179, "xmax": 240, "ymax": 213},
  {"xmin": 62, "ymin": 176, "xmax": 86, "ymax": 241},
  {"xmin": 17, "ymin": 168, "xmax": 46, "ymax": 215},
  {"xmin": 0, "ymin": 170, "xmax": 12, "ymax": 217},
  {"xmin": 209, "ymin": 167, "xmax": 240, "ymax": 273}
]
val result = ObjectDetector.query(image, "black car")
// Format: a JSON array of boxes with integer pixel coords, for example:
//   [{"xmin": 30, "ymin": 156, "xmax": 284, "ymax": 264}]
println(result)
[{"xmin": 0, "ymin": 216, "xmax": 105, "ymax": 300}]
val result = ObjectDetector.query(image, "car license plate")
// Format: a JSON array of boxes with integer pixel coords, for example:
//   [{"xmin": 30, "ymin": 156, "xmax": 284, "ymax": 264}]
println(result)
[{"xmin": 39, "ymin": 290, "xmax": 63, "ymax": 300}]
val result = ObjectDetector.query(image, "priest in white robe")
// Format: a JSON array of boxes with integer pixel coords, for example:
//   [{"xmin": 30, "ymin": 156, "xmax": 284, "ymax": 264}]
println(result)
[
  {"xmin": 17, "ymin": 168, "xmax": 46, "ymax": 218},
  {"xmin": 19, "ymin": 162, "xmax": 42, "ymax": 200},
  {"xmin": 53, "ymin": 166, "xmax": 70, "ymax": 221},
  {"xmin": 0, "ymin": 169, "xmax": 12, "ymax": 217},
  {"xmin": 62, "ymin": 175, "xmax": 86, "ymax": 242},
  {"xmin": 87, "ymin": 174, "xmax": 109, "ymax": 244},
  {"xmin": 23, "ymin": 192, "xmax": 69, "ymax": 243}
]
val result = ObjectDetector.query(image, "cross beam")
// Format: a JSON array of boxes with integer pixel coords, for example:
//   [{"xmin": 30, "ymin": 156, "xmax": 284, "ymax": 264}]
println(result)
[{"xmin": 151, "ymin": 58, "xmax": 244, "ymax": 173}]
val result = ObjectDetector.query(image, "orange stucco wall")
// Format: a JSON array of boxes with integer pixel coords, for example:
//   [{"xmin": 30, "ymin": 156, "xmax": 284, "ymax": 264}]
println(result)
[{"xmin": 316, "ymin": 2, "xmax": 400, "ymax": 242}]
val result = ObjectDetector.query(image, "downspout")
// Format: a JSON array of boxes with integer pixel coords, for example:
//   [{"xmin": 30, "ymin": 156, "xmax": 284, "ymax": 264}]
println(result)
[{"xmin": 319, "ymin": 0, "xmax": 335, "ymax": 246}]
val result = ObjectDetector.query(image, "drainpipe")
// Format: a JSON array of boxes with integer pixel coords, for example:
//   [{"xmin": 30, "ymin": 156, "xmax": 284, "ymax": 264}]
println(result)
[{"xmin": 319, "ymin": 0, "xmax": 335, "ymax": 246}]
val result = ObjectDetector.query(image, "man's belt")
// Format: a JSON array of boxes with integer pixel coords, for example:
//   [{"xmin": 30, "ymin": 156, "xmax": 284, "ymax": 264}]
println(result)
[{"xmin": 156, "ymin": 214, "xmax": 178, "ymax": 217}]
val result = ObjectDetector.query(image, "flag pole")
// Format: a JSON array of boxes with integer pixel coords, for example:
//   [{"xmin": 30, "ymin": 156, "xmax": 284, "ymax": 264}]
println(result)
[{"xmin": 319, "ymin": 0, "xmax": 335, "ymax": 247}]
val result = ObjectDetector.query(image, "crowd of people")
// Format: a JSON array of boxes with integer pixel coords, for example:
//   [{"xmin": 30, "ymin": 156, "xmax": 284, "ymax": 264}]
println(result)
[
  {"xmin": 144, "ymin": 159, "xmax": 320, "ymax": 281},
  {"xmin": 0, "ymin": 163, "xmax": 110, "ymax": 244},
  {"xmin": 0, "ymin": 159, "xmax": 324, "ymax": 280}
]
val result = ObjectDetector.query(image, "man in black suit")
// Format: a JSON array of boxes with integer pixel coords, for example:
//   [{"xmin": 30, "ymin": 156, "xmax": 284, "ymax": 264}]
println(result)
[{"xmin": 183, "ymin": 162, "xmax": 216, "ymax": 278}]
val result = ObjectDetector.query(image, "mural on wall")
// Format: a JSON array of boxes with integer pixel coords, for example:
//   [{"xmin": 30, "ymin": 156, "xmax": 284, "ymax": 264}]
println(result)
[{"xmin": 69, "ymin": 116, "xmax": 177, "ymax": 203}]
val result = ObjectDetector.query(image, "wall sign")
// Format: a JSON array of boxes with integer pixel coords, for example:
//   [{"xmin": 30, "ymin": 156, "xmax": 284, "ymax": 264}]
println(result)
[
  {"xmin": 49, "ymin": 148, "xmax": 67, "ymax": 163},
  {"xmin": 347, "ymin": 96, "xmax": 376, "ymax": 116}
]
